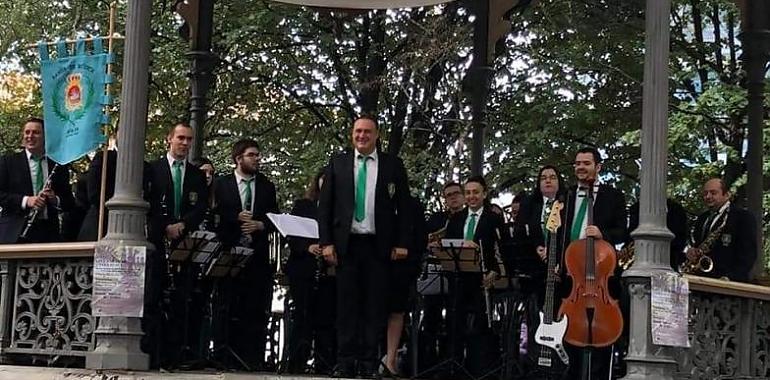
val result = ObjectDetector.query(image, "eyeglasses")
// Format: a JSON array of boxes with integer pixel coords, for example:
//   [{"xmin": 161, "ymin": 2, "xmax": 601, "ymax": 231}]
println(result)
[
  {"xmin": 539, "ymin": 175, "xmax": 558, "ymax": 181},
  {"xmin": 444, "ymin": 190, "xmax": 462, "ymax": 198},
  {"xmin": 242, "ymin": 152, "xmax": 261, "ymax": 159}
]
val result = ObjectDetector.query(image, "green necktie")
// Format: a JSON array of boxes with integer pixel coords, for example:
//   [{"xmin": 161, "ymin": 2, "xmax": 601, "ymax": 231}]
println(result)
[
  {"xmin": 354, "ymin": 155, "xmax": 370, "ymax": 222},
  {"xmin": 464, "ymin": 212, "xmax": 477, "ymax": 240},
  {"xmin": 242, "ymin": 178, "xmax": 253, "ymax": 212},
  {"xmin": 172, "ymin": 160, "xmax": 183, "ymax": 218},
  {"xmin": 33, "ymin": 156, "xmax": 43, "ymax": 194},
  {"xmin": 570, "ymin": 193, "xmax": 589, "ymax": 241}
]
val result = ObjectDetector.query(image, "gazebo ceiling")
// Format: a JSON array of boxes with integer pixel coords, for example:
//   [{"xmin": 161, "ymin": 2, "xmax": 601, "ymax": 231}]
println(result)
[{"xmin": 271, "ymin": 0, "xmax": 455, "ymax": 9}]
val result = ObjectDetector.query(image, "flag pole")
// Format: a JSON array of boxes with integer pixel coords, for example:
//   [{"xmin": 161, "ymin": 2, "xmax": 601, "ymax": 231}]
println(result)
[{"xmin": 97, "ymin": 2, "xmax": 117, "ymax": 241}]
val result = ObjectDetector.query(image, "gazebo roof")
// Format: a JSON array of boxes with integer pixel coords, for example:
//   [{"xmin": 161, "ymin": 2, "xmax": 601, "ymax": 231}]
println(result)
[{"xmin": 271, "ymin": 0, "xmax": 454, "ymax": 9}]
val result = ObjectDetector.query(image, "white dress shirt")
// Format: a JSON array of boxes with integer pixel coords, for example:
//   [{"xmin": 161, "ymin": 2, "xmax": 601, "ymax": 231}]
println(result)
[
  {"xmin": 22, "ymin": 150, "xmax": 50, "ymax": 216},
  {"xmin": 234, "ymin": 170, "xmax": 256, "ymax": 212},
  {"xmin": 572, "ymin": 184, "xmax": 599, "ymax": 240},
  {"xmin": 351, "ymin": 149, "xmax": 378, "ymax": 234}
]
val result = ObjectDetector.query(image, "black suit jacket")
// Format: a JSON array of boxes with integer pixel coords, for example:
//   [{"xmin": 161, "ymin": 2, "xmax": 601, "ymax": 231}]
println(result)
[
  {"xmin": 691, "ymin": 205, "xmax": 757, "ymax": 282},
  {"xmin": 445, "ymin": 207, "xmax": 504, "ymax": 274},
  {"xmin": 0, "ymin": 151, "xmax": 75, "ymax": 243},
  {"xmin": 213, "ymin": 172, "xmax": 278, "ymax": 267},
  {"xmin": 144, "ymin": 157, "xmax": 208, "ymax": 246},
  {"xmin": 514, "ymin": 194, "xmax": 563, "ymax": 278},
  {"xmin": 563, "ymin": 184, "xmax": 627, "ymax": 245},
  {"xmin": 286, "ymin": 198, "xmax": 318, "ymax": 279},
  {"xmin": 317, "ymin": 150, "xmax": 410, "ymax": 259}
]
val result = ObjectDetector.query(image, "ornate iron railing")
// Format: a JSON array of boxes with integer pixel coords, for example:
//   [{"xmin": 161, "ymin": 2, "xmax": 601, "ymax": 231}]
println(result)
[
  {"xmin": 675, "ymin": 275, "xmax": 770, "ymax": 380},
  {"xmin": 0, "ymin": 243, "xmax": 96, "ymax": 362}
]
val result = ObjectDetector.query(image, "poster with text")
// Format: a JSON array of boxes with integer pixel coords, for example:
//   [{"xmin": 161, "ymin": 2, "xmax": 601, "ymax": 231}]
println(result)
[
  {"xmin": 651, "ymin": 272, "xmax": 690, "ymax": 347},
  {"xmin": 93, "ymin": 244, "xmax": 146, "ymax": 317}
]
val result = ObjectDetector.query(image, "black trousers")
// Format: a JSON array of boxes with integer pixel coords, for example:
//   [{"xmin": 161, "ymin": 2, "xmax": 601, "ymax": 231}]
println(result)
[
  {"xmin": 287, "ymin": 267, "xmax": 337, "ymax": 373},
  {"xmin": 448, "ymin": 272, "xmax": 499, "ymax": 378},
  {"xmin": 336, "ymin": 234, "xmax": 390, "ymax": 368},
  {"xmin": 229, "ymin": 260, "xmax": 274, "ymax": 368},
  {"xmin": 141, "ymin": 244, "xmax": 168, "ymax": 369}
]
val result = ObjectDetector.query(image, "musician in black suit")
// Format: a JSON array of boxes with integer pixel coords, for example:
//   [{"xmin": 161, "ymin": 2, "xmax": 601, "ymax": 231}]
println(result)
[
  {"xmin": 426, "ymin": 182, "xmax": 465, "ymax": 233},
  {"xmin": 445, "ymin": 175, "xmax": 504, "ymax": 378},
  {"xmin": 687, "ymin": 178, "xmax": 757, "ymax": 282},
  {"xmin": 285, "ymin": 170, "xmax": 336, "ymax": 374},
  {"xmin": 212, "ymin": 138, "xmax": 278, "ymax": 370},
  {"xmin": 317, "ymin": 116, "xmax": 411, "ymax": 378},
  {"xmin": 143, "ymin": 122, "xmax": 208, "ymax": 368},
  {"xmin": 0, "ymin": 118, "xmax": 75, "ymax": 244},
  {"xmin": 627, "ymin": 198, "xmax": 689, "ymax": 271},
  {"xmin": 561, "ymin": 147, "xmax": 627, "ymax": 380}
]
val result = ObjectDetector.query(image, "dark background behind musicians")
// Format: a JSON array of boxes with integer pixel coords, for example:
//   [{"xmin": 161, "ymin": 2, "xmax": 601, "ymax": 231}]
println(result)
[
  {"xmin": 144, "ymin": 123, "xmax": 209, "ymax": 368},
  {"xmin": 0, "ymin": 118, "xmax": 75, "ymax": 244},
  {"xmin": 384, "ymin": 194, "xmax": 427, "ymax": 376},
  {"xmin": 627, "ymin": 198, "xmax": 689, "ymax": 271},
  {"xmin": 78, "ymin": 149, "xmax": 117, "ymax": 241},
  {"xmin": 286, "ymin": 171, "xmax": 336, "ymax": 375},
  {"xmin": 213, "ymin": 138, "xmax": 278, "ymax": 370},
  {"xmin": 445, "ymin": 176, "xmax": 503, "ymax": 378}
]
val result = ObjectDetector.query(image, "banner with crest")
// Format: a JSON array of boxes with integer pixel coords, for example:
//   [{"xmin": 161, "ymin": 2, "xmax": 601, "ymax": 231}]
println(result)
[{"xmin": 38, "ymin": 38, "xmax": 111, "ymax": 164}]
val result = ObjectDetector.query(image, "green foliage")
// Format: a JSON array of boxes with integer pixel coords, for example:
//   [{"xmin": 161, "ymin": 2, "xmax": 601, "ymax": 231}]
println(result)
[{"xmin": 0, "ymin": 0, "xmax": 768, "ymax": 262}]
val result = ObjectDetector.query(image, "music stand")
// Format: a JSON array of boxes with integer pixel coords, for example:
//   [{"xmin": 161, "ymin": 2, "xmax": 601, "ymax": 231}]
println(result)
[
  {"xmin": 415, "ymin": 239, "xmax": 480, "ymax": 380},
  {"xmin": 196, "ymin": 245, "xmax": 255, "ymax": 371}
]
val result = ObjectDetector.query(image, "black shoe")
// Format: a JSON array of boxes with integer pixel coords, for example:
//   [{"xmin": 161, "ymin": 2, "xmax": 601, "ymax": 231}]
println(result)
[
  {"xmin": 331, "ymin": 361, "xmax": 356, "ymax": 378},
  {"xmin": 380, "ymin": 365, "xmax": 399, "ymax": 379},
  {"xmin": 357, "ymin": 361, "xmax": 379, "ymax": 379}
]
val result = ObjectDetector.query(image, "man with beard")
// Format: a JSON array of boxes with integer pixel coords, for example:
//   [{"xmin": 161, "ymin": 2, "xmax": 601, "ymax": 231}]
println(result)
[
  {"xmin": 0, "ymin": 117, "xmax": 75, "ymax": 243},
  {"xmin": 561, "ymin": 147, "xmax": 626, "ymax": 380},
  {"xmin": 144, "ymin": 122, "xmax": 209, "ymax": 368},
  {"xmin": 318, "ymin": 116, "xmax": 411, "ymax": 378},
  {"xmin": 687, "ymin": 178, "xmax": 756, "ymax": 282},
  {"xmin": 213, "ymin": 138, "xmax": 278, "ymax": 370}
]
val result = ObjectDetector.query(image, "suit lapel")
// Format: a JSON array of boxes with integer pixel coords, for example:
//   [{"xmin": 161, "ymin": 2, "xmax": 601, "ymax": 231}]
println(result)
[
  {"xmin": 227, "ymin": 174, "xmax": 242, "ymax": 212},
  {"xmin": 341, "ymin": 151, "xmax": 354, "ymax": 201},
  {"xmin": 19, "ymin": 152, "xmax": 34, "ymax": 195}
]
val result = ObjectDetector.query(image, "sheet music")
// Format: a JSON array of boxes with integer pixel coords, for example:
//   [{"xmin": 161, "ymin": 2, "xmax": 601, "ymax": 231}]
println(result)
[
  {"xmin": 440, "ymin": 239, "xmax": 467, "ymax": 248},
  {"xmin": 267, "ymin": 213, "xmax": 319, "ymax": 239}
]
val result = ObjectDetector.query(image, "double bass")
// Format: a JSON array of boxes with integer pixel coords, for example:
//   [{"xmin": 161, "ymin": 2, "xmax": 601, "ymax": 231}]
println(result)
[{"xmin": 558, "ymin": 181, "xmax": 623, "ymax": 375}]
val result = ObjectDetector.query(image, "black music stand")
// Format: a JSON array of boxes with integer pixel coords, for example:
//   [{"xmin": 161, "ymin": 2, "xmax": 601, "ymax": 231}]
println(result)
[
  {"xmin": 166, "ymin": 231, "xmax": 221, "ymax": 368},
  {"xmin": 199, "ymin": 246, "xmax": 254, "ymax": 371},
  {"xmin": 415, "ymin": 239, "xmax": 480, "ymax": 380}
]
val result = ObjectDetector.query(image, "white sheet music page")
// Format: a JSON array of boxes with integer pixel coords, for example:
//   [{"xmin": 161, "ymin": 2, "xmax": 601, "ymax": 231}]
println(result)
[{"xmin": 267, "ymin": 213, "xmax": 319, "ymax": 239}]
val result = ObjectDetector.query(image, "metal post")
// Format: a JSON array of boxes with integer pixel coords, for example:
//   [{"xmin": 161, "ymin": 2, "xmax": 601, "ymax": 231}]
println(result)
[
  {"xmin": 85, "ymin": 0, "xmax": 152, "ymax": 370},
  {"xmin": 466, "ymin": 0, "xmax": 493, "ymax": 177},
  {"xmin": 187, "ymin": 0, "xmax": 216, "ymax": 162},
  {"xmin": 621, "ymin": 0, "xmax": 677, "ymax": 378},
  {"xmin": 740, "ymin": 0, "xmax": 770, "ymax": 280}
]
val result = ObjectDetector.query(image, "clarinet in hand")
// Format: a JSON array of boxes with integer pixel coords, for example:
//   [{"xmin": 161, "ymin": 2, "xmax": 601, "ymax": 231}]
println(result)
[{"xmin": 19, "ymin": 163, "xmax": 59, "ymax": 241}]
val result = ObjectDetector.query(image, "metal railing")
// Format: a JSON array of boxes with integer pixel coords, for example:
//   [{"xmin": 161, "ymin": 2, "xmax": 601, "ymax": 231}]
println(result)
[
  {"xmin": 675, "ymin": 275, "xmax": 770, "ymax": 379},
  {"xmin": 0, "ymin": 242, "xmax": 96, "ymax": 363}
]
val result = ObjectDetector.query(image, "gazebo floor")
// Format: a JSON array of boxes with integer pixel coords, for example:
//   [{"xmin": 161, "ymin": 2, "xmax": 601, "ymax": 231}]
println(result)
[{"xmin": 0, "ymin": 365, "xmax": 349, "ymax": 380}]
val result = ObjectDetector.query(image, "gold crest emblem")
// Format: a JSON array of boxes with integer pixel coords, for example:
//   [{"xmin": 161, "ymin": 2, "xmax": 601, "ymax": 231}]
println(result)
[
  {"xmin": 189, "ymin": 192, "xmax": 198, "ymax": 203},
  {"xmin": 721, "ymin": 233, "xmax": 732, "ymax": 246},
  {"xmin": 388, "ymin": 183, "xmax": 396, "ymax": 198},
  {"xmin": 64, "ymin": 73, "xmax": 84, "ymax": 111}
]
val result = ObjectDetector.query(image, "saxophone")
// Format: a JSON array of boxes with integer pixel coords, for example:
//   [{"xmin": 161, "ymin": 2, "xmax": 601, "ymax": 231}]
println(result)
[
  {"xmin": 679, "ymin": 213, "xmax": 728, "ymax": 274},
  {"xmin": 617, "ymin": 241, "xmax": 635, "ymax": 271}
]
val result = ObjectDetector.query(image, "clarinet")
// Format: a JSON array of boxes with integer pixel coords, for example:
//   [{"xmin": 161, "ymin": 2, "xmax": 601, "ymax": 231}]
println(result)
[
  {"xmin": 19, "ymin": 163, "xmax": 59, "ymax": 241},
  {"xmin": 479, "ymin": 240, "xmax": 493, "ymax": 328}
]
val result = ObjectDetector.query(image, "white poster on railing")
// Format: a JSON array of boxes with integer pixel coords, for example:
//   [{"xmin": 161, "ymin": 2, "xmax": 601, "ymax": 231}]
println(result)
[
  {"xmin": 651, "ymin": 272, "xmax": 690, "ymax": 347},
  {"xmin": 93, "ymin": 244, "xmax": 146, "ymax": 317}
]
